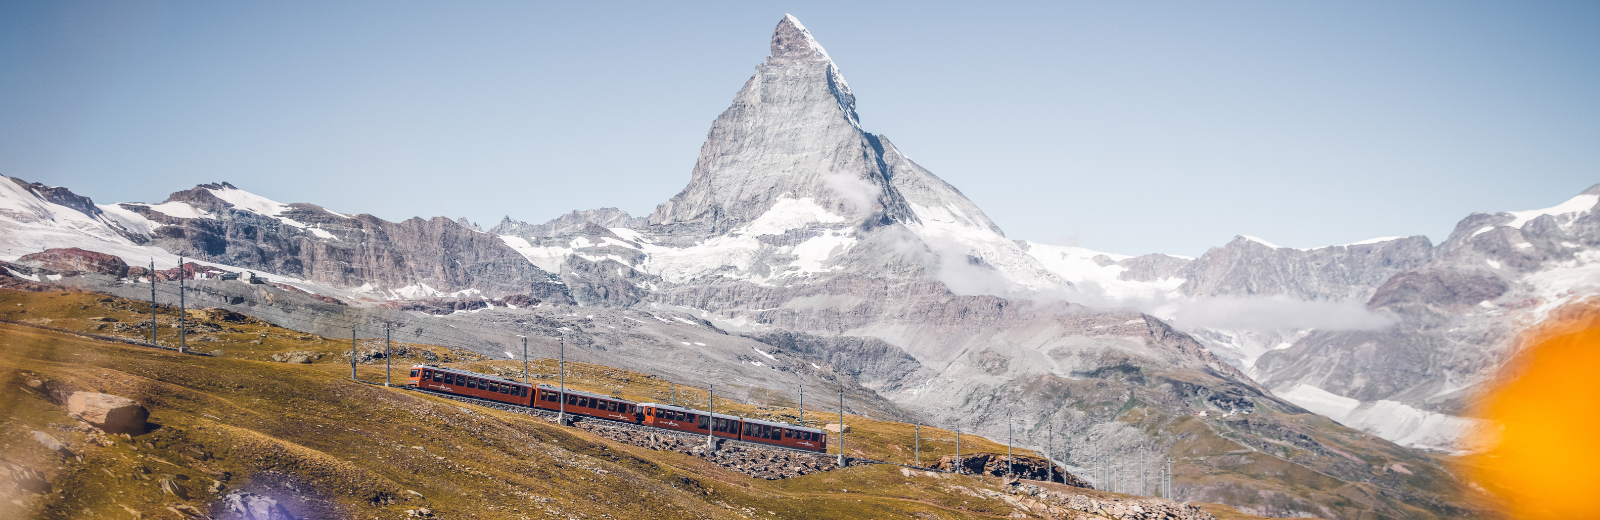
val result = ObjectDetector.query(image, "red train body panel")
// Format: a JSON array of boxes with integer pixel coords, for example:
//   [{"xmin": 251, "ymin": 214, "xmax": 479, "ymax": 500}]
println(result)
[
  {"xmin": 640, "ymin": 403, "xmax": 741, "ymax": 440},
  {"xmin": 533, "ymin": 384, "xmax": 638, "ymax": 422},
  {"xmin": 740, "ymin": 417, "xmax": 827, "ymax": 451},
  {"xmin": 409, "ymin": 366, "xmax": 532, "ymax": 407},
  {"xmin": 406, "ymin": 365, "xmax": 827, "ymax": 453}
]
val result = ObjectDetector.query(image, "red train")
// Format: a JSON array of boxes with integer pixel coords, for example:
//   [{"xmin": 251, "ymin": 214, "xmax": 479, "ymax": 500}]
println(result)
[{"xmin": 407, "ymin": 364, "xmax": 827, "ymax": 452}]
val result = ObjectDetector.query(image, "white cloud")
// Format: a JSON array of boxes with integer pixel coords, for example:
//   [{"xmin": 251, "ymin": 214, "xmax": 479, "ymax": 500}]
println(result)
[
  {"xmin": 821, "ymin": 173, "xmax": 881, "ymax": 215},
  {"xmin": 1168, "ymin": 295, "xmax": 1393, "ymax": 331}
]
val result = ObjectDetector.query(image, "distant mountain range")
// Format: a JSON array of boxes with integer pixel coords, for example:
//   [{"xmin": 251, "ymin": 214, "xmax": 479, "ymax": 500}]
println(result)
[{"xmin": 5, "ymin": 14, "xmax": 1590, "ymax": 519}]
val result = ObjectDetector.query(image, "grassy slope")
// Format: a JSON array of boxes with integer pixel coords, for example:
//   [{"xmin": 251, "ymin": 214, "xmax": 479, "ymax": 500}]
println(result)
[{"xmin": 0, "ymin": 288, "xmax": 1284, "ymax": 519}]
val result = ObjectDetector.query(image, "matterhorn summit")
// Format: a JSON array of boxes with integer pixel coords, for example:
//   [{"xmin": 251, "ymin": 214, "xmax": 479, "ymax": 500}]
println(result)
[{"xmin": 639, "ymin": 15, "xmax": 1059, "ymax": 294}]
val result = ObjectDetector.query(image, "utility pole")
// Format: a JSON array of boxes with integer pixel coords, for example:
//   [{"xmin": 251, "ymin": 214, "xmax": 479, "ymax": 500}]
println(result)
[
  {"xmin": 1166, "ymin": 457, "xmax": 1173, "ymax": 499},
  {"xmin": 177, "ymin": 256, "xmax": 186, "ymax": 354},
  {"xmin": 797, "ymin": 385, "xmax": 803, "ymax": 424},
  {"xmin": 350, "ymin": 326, "xmax": 357, "ymax": 381},
  {"xmin": 1007, "ymin": 415, "xmax": 1014, "ymax": 479},
  {"xmin": 670, "ymin": 382, "xmax": 675, "ymax": 406},
  {"xmin": 521, "ymin": 336, "xmax": 528, "ymax": 383},
  {"xmin": 384, "ymin": 323, "xmax": 392, "ymax": 387},
  {"xmin": 1048, "ymin": 422, "xmax": 1054, "ymax": 483},
  {"xmin": 559, "ymin": 337, "xmax": 566, "ymax": 424},
  {"xmin": 837, "ymin": 387, "xmax": 845, "ymax": 467},
  {"xmin": 955, "ymin": 429, "xmax": 962, "ymax": 475},
  {"xmin": 149, "ymin": 259, "xmax": 156, "ymax": 345},
  {"xmin": 915, "ymin": 424, "xmax": 920, "ymax": 468},
  {"xmin": 707, "ymin": 384, "xmax": 716, "ymax": 453},
  {"xmin": 1141, "ymin": 447, "xmax": 1147, "ymax": 496}
]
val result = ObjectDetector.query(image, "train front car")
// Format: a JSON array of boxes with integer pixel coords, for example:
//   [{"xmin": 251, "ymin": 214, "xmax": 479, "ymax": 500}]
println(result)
[
  {"xmin": 410, "ymin": 364, "xmax": 533, "ymax": 407},
  {"xmin": 740, "ymin": 418, "xmax": 827, "ymax": 452},
  {"xmin": 533, "ymin": 384, "xmax": 639, "ymax": 423},
  {"xmin": 639, "ymin": 403, "xmax": 740, "ymax": 440}
]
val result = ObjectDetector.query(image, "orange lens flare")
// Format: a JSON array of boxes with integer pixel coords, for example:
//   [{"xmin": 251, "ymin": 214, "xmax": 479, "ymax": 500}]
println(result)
[{"xmin": 1471, "ymin": 301, "xmax": 1600, "ymax": 518}]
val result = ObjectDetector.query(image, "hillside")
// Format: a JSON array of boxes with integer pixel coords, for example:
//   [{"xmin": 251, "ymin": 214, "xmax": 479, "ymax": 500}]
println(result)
[{"xmin": 0, "ymin": 286, "xmax": 1280, "ymax": 519}]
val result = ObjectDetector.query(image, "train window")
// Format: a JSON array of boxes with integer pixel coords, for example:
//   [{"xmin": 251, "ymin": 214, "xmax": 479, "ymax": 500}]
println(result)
[
  {"xmin": 499, "ymin": 384, "xmax": 509, "ymax": 394},
  {"xmin": 698, "ymin": 415, "xmax": 710, "ymax": 429},
  {"xmin": 443, "ymin": 374, "xmax": 454, "ymax": 384},
  {"xmin": 410, "ymin": 369, "xmax": 419, "ymax": 378},
  {"xmin": 432, "ymin": 372, "xmax": 442, "ymax": 382},
  {"xmin": 566, "ymin": 394, "xmax": 577, "ymax": 405},
  {"xmin": 743, "ymin": 422, "xmax": 752, "ymax": 435},
  {"xmin": 783, "ymin": 429, "xmax": 791, "ymax": 438},
  {"xmin": 604, "ymin": 401, "xmax": 614, "ymax": 412},
  {"xmin": 465, "ymin": 378, "xmax": 475, "ymax": 389}
]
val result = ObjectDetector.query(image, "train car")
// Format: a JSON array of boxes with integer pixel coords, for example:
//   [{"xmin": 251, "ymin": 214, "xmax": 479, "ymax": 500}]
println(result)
[
  {"xmin": 739, "ymin": 417, "xmax": 827, "ymax": 452},
  {"xmin": 533, "ymin": 384, "xmax": 639, "ymax": 422},
  {"xmin": 638, "ymin": 403, "xmax": 741, "ymax": 440},
  {"xmin": 408, "ymin": 364, "xmax": 534, "ymax": 407}
]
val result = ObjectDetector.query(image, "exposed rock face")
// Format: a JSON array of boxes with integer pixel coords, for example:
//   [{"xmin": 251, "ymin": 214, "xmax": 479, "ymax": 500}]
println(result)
[
  {"xmin": 1180, "ymin": 235, "xmax": 1433, "ymax": 301},
  {"xmin": 122, "ymin": 185, "xmax": 566, "ymax": 298},
  {"xmin": 380, "ymin": 294, "xmax": 539, "ymax": 315},
  {"xmin": 1250, "ymin": 185, "xmax": 1600, "ymax": 450},
  {"xmin": 67, "ymin": 392, "xmax": 149, "ymax": 434},
  {"xmin": 489, "ymin": 208, "xmax": 646, "ymax": 238},
  {"xmin": 15, "ymin": 248, "xmax": 131, "ymax": 278},
  {"xmin": 648, "ymin": 15, "xmax": 920, "ymax": 236},
  {"xmin": 932, "ymin": 453, "xmax": 1091, "ymax": 488}
]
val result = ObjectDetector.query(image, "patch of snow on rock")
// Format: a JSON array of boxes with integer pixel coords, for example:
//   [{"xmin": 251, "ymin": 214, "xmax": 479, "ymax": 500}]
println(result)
[{"xmin": 1506, "ymin": 193, "xmax": 1599, "ymax": 228}]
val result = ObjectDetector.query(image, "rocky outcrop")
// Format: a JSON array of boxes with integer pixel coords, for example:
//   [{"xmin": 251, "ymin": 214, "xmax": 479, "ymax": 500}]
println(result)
[
  {"xmin": 932, "ymin": 453, "xmax": 1090, "ymax": 488},
  {"xmin": 560, "ymin": 256, "xmax": 657, "ymax": 307},
  {"xmin": 1180, "ymin": 235, "xmax": 1433, "ymax": 301},
  {"xmin": 490, "ymin": 208, "xmax": 646, "ymax": 238},
  {"xmin": 380, "ymin": 294, "xmax": 538, "ymax": 315},
  {"xmin": 67, "ymin": 392, "xmax": 149, "ymax": 434},
  {"xmin": 743, "ymin": 330, "xmax": 938, "ymax": 393},
  {"xmin": 94, "ymin": 182, "xmax": 573, "ymax": 300},
  {"xmin": 15, "ymin": 248, "xmax": 131, "ymax": 278}
]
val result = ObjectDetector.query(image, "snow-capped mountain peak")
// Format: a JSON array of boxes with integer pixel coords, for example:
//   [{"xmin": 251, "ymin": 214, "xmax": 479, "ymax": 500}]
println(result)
[{"xmin": 771, "ymin": 14, "xmax": 832, "ymax": 61}]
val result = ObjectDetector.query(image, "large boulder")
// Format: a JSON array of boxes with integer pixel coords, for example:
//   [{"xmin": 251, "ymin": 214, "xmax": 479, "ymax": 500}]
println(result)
[
  {"xmin": 16, "ymin": 248, "xmax": 131, "ymax": 278},
  {"xmin": 67, "ymin": 392, "xmax": 149, "ymax": 434}
]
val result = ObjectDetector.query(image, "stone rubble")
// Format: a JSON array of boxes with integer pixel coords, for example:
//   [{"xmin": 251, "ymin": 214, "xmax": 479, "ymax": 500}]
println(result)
[
  {"xmin": 932, "ymin": 453, "xmax": 1092, "ymax": 488},
  {"xmin": 571, "ymin": 418, "xmax": 842, "ymax": 480},
  {"xmin": 1003, "ymin": 481, "xmax": 1216, "ymax": 520}
]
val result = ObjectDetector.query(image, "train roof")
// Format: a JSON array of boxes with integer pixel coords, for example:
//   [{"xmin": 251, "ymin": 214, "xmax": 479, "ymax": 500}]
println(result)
[
  {"xmin": 636, "ymin": 402, "xmax": 741, "ymax": 421},
  {"xmin": 411, "ymin": 364, "xmax": 527, "ymax": 385},
  {"xmin": 742, "ymin": 416, "xmax": 824, "ymax": 434},
  {"xmin": 537, "ymin": 383, "xmax": 637, "ymax": 404}
]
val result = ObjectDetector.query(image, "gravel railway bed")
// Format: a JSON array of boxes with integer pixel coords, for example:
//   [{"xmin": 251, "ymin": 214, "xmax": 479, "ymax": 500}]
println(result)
[{"xmin": 403, "ymin": 386, "xmax": 916, "ymax": 479}]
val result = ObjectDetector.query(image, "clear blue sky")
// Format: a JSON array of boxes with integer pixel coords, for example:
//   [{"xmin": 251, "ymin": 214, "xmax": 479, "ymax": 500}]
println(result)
[{"xmin": 2, "ymin": 1, "xmax": 1596, "ymax": 256}]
